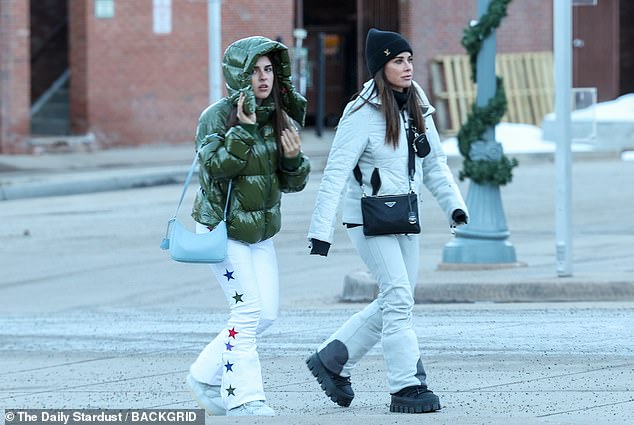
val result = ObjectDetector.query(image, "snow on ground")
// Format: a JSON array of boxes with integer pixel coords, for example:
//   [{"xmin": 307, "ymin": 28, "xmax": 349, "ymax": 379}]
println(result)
[
  {"xmin": 556, "ymin": 93, "xmax": 634, "ymax": 122},
  {"xmin": 441, "ymin": 93, "xmax": 634, "ymax": 160},
  {"xmin": 441, "ymin": 123, "xmax": 594, "ymax": 156}
]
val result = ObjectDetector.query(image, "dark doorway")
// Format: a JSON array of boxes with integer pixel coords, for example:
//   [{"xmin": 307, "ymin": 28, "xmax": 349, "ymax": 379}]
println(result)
[
  {"xmin": 619, "ymin": 0, "xmax": 634, "ymax": 96},
  {"xmin": 30, "ymin": 0, "xmax": 70, "ymax": 135},
  {"xmin": 304, "ymin": 0, "xmax": 356, "ymax": 126},
  {"xmin": 573, "ymin": 0, "xmax": 623, "ymax": 102},
  {"xmin": 355, "ymin": 0, "xmax": 401, "ymax": 89},
  {"xmin": 303, "ymin": 0, "xmax": 400, "ymax": 126}
]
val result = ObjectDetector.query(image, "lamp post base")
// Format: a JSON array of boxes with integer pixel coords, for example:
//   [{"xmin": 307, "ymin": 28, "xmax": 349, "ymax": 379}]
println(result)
[
  {"xmin": 442, "ymin": 237, "xmax": 517, "ymax": 264},
  {"xmin": 442, "ymin": 181, "xmax": 517, "ymax": 264}
]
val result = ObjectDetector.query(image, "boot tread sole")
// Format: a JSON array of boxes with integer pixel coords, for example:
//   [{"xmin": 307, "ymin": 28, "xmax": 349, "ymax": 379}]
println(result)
[
  {"xmin": 305, "ymin": 355, "xmax": 353, "ymax": 407},
  {"xmin": 389, "ymin": 396, "xmax": 441, "ymax": 413}
]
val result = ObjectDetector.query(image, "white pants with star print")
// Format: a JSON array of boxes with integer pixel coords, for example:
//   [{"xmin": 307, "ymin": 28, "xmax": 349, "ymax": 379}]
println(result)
[
  {"xmin": 190, "ymin": 226, "xmax": 279, "ymax": 410},
  {"xmin": 317, "ymin": 227, "xmax": 429, "ymax": 393}
]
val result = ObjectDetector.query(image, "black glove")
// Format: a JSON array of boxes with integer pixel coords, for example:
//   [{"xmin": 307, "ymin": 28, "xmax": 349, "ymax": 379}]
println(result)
[
  {"xmin": 452, "ymin": 209, "xmax": 468, "ymax": 225},
  {"xmin": 309, "ymin": 239, "xmax": 331, "ymax": 257}
]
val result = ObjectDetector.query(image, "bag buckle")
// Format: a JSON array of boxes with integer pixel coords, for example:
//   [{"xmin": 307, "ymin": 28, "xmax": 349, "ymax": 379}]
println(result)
[{"xmin": 160, "ymin": 217, "xmax": 176, "ymax": 250}]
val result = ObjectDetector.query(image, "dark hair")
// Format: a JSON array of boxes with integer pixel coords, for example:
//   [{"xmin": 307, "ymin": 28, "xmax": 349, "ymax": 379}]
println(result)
[
  {"xmin": 225, "ymin": 54, "xmax": 292, "ymax": 152},
  {"xmin": 270, "ymin": 75, "xmax": 293, "ymax": 147},
  {"xmin": 349, "ymin": 68, "xmax": 426, "ymax": 148}
]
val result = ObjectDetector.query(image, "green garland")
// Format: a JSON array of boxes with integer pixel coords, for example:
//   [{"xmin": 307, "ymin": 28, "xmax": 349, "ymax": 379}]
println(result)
[{"xmin": 457, "ymin": 0, "xmax": 518, "ymax": 186}]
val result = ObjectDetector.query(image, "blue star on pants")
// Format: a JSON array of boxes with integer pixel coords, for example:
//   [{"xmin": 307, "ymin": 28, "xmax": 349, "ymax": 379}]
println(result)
[
  {"xmin": 224, "ymin": 361, "xmax": 234, "ymax": 372},
  {"xmin": 223, "ymin": 269, "xmax": 235, "ymax": 281}
]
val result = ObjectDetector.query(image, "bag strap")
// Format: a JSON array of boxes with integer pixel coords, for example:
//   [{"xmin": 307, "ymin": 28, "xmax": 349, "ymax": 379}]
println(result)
[
  {"xmin": 161, "ymin": 152, "xmax": 232, "ymax": 250},
  {"xmin": 172, "ymin": 153, "xmax": 232, "ymax": 221},
  {"xmin": 354, "ymin": 110, "xmax": 415, "ymax": 194},
  {"xmin": 406, "ymin": 114, "xmax": 416, "ymax": 181}
]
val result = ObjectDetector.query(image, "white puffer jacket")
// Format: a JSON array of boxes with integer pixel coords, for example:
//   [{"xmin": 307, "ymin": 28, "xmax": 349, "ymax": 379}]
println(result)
[{"xmin": 308, "ymin": 79, "xmax": 468, "ymax": 245}]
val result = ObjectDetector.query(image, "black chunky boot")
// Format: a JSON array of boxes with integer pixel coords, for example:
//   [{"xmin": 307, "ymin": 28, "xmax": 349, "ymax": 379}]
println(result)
[
  {"xmin": 305, "ymin": 352, "xmax": 354, "ymax": 407},
  {"xmin": 390, "ymin": 385, "xmax": 441, "ymax": 413}
]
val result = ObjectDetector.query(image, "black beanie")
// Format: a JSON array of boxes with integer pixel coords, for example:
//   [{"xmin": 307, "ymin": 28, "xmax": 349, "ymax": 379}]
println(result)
[{"xmin": 365, "ymin": 28, "xmax": 412, "ymax": 76}]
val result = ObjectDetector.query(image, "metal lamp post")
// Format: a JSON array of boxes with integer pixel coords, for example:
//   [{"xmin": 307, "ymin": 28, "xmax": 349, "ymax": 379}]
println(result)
[
  {"xmin": 442, "ymin": 0, "xmax": 517, "ymax": 265},
  {"xmin": 208, "ymin": 0, "xmax": 222, "ymax": 104}
]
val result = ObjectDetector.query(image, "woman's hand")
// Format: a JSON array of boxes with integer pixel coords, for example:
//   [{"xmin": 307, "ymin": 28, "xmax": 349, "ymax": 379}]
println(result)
[
  {"xmin": 237, "ymin": 92, "xmax": 256, "ymax": 125},
  {"xmin": 452, "ymin": 209, "xmax": 468, "ymax": 225},
  {"xmin": 280, "ymin": 127, "xmax": 302, "ymax": 158}
]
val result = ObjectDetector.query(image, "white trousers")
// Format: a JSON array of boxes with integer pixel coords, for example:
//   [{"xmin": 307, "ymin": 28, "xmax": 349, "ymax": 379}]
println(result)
[
  {"xmin": 317, "ymin": 226, "xmax": 428, "ymax": 393},
  {"xmin": 190, "ymin": 223, "xmax": 279, "ymax": 410}
]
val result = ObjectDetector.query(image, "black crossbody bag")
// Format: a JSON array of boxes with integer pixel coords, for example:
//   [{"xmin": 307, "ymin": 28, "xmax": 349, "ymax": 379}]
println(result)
[{"xmin": 354, "ymin": 115, "xmax": 421, "ymax": 236}]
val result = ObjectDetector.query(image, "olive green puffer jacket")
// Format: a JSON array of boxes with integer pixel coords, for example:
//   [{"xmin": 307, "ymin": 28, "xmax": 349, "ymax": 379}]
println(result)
[{"xmin": 191, "ymin": 36, "xmax": 310, "ymax": 244}]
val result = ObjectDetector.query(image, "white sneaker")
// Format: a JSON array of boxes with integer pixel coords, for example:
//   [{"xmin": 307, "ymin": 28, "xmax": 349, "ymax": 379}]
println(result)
[
  {"xmin": 185, "ymin": 374, "xmax": 225, "ymax": 416},
  {"xmin": 227, "ymin": 400, "xmax": 276, "ymax": 416}
]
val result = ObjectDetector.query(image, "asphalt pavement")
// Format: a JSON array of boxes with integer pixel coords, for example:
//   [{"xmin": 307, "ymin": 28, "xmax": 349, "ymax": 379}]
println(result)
[
  {"xmin": 1, "ymin": 129, "xmax": 633, "ymax": 424},
  {"xmin": 2, "ymin": 303, "xmax": 633, "ymax": 425},
  {"xmin": 1, "ymin": 128, "xmax": 632, "ymax": 303}
]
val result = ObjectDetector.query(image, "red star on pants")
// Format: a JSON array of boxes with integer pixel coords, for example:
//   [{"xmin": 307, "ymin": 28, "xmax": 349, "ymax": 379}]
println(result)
[{"xmin": 228, "ymin": 327, "xmax": 239, "ymax": 339}]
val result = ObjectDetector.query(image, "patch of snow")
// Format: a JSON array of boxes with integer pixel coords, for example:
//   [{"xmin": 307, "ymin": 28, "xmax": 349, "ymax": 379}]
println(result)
[{"xmin": 441, "ymin": 123, "xmax": 594, "ymax": 156}]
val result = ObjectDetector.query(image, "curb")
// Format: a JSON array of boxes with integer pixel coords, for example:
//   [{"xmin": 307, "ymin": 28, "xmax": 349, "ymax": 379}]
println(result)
[
  {"xmin": 0, "ymin": 166, "xmax": 190, "ymax": 201},
  {"xmin": 0, "ymin": 146, "xmax": 623, "ymax": 201},
  {"xmin": 341, "ymin": 270, "xmax": 634, "ymax": 303}
]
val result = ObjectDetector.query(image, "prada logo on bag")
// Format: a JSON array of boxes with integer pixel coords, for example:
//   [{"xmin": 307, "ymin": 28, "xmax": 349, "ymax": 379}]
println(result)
[{"xmin": 384, "ymin": 201, "xmax": 397, "ymax": 208}]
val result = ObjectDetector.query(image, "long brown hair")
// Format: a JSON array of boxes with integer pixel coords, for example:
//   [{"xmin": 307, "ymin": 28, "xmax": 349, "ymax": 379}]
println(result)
[
  {"xmin": 269, "ymin": 75, "xmax": 293, "ymax": 148},
  {"xmin": 349, "ymin": 67, "xmax": 426, "ymax": 148},
  {"xmin": 376, "ymin": 68, "xmax": 426, "ymax": 147},
  {"xmin": 225, "ymin": 54, "xmax": 292, "ymax": 151}
]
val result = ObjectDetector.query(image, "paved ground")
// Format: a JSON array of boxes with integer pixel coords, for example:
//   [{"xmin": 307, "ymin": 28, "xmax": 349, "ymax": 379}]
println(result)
[
  {"xmin": 1, "ymin": 129, "xmax": 632, "ymax": 303},
  {"xmin": 1, "ymin": 304, "xmax": 633, "ymax": 425},
  {"xmin": 1, "ymin": 129, "xmax": 633, "ymax": 424}
]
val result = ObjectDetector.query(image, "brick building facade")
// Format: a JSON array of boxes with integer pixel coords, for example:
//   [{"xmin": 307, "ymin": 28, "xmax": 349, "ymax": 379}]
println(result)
[
  {"xmin": 0, "ymin": 0, "xmax": 30, "ymax": 154},
  {"xmin": 408, "ymin": 0, "xmax": 554, "ymax": 93},
  {"xmin": 0, "ymin": 0, "xmax": 631, "ymax": 154},
  {"xmin": 68, "ymin": 0, "xmax": 295, "ymax": 148}
]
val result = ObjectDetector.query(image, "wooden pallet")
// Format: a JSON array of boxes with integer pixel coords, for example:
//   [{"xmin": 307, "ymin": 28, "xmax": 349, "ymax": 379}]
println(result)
[{"xmin": 430, "ymin": 52, "xmax": 554, "ymax": 134}]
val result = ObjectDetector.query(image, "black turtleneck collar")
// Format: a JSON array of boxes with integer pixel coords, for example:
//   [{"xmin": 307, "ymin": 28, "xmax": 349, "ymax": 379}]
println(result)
[{"xmin": 392, "ymin": 88, "xmax": 409, "ymax": 110}]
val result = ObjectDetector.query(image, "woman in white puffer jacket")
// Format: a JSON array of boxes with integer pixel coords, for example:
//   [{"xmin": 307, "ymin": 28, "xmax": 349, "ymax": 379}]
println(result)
[{"xmin": 305, "ymin": 28, "xmax": 469, "ymax": 414}]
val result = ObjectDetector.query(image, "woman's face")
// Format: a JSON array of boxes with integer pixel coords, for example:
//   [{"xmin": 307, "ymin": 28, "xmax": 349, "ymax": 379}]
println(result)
[
  {"xmin": 251, "ymin": 56, "xmax": 274, "ymax": 100},
  {"xmin": 384, "ymin": 52, "xmax": 413, "ymax": 92}
]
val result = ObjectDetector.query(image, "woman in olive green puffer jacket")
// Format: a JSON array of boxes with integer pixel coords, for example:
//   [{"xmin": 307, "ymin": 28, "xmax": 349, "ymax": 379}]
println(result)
[
  {"xmin": 185, "ymin": 36, "xmax": 310, "ymax": 417},
  {"xmin": 192, "ymin": 37, "xmax": 310, "ymax": 243}
]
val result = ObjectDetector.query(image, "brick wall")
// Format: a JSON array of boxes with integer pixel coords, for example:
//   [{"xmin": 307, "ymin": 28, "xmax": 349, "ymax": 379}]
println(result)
[
  {"xmin": 68, "ymin": 0, "xmax": 89, "ymax": 134},
  {"xmin": 222, "ymin": 0, "xmax": 295, "ymax": 46},
  {"xmin": 0, "ymin": 0, "xmax": 555, "ymax": 152},
  {"xmin": 405, "ymin": 0, "xmax": 553, "ymax": 101},
  {"xmin": 68, "ymin": 0, "xmax": 295, "ymax": 147},
  {"xmin": 0, "ymin": 0, "xmax": 30, "ymax": 154}
]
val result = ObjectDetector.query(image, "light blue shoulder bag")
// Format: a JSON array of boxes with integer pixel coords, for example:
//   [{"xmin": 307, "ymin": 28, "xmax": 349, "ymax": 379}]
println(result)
[{"xmin": 160, "ymin": 153, "xmax": 231, "ymax": 263}]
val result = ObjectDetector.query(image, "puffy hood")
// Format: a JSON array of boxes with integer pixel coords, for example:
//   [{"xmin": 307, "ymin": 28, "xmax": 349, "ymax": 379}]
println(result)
[{"xmin": 222, "ymin": 36, "xmax": 307, "ymax": 126}]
